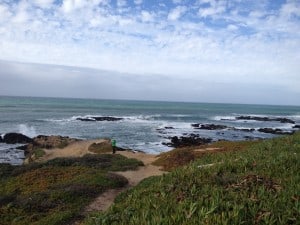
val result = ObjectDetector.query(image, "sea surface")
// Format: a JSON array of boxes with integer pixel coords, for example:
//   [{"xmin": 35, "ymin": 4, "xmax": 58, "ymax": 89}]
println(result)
[{"xmin": 1, "ymin": 96, "xmax": 300, "ymax": 165}]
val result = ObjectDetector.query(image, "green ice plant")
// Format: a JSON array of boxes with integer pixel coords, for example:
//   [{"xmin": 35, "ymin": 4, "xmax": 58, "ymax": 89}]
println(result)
[{"xmin": 84, "ymin": 132, "xmax": 300, "ymax": 225}]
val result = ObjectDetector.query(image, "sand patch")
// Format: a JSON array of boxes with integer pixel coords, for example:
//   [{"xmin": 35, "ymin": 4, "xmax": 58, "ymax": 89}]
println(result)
[
  {"xmin": 84, "ymin": 150, "xmax": 166, "ymax": 213},
  {"xmin": 38, "ymin": 139, "xmax": 106, "ymax": 162}
]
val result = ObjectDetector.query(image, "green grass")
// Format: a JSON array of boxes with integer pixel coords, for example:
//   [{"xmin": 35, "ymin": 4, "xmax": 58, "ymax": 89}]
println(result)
[
  {"xmin": 32, "ymin": 148, "xmax": 46, "ymax": 158},
  {"xmin": 0, "ymin": 154, "xmax": 143, "ymax": 225},
  {"xmin": 84, "ymin": 133, "xmax": 300, "ymax": 225}
]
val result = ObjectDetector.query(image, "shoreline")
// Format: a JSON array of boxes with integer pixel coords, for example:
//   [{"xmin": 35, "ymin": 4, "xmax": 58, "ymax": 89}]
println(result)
[{"xmin": 1, "ymin": 131, "xmax": 299, "ymax": 225}]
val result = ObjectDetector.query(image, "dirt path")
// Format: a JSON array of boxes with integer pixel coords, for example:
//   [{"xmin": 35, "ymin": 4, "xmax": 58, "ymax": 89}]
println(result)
[
  {"xmin": 85, "ymin": 150, "xmax": 166, "ymax": 213},
  {"xmin": 37, "ymin": 139, "xmax": 166, "ymax": 214}
]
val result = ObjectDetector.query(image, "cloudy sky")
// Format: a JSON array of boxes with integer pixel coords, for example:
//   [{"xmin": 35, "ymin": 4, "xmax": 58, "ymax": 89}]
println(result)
[{"xmin": 0, "ymin": 0, "xmax": 299, "ymax": 105}]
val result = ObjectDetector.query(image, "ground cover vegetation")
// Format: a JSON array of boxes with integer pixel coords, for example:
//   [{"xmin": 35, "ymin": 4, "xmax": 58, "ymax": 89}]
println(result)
[
  {"xmin": 0, "ymin": 154, "xmax": 143, "ymax": 225},
  {"xmin": 85, "ymin": 132, "xmax": 300, "ymax": 225}
]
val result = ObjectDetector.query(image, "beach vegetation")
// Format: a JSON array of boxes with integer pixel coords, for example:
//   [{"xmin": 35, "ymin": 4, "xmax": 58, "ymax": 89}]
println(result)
[
  {"xmin": 32, "ymin": 148, "xmax": 46, "ymax": 158},
  {"xmin": 84, "ymin": 132, "xmax": 300, "ymax": 225},
  {"xmin": 0, "ymin": 154, "xmax": 143, "ymax": 225}
]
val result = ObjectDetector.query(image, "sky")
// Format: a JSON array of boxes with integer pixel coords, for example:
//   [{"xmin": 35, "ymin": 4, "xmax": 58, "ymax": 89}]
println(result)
[{"xmin": 0, "ymin": 0, "xmax": 300, "ymax": 105}]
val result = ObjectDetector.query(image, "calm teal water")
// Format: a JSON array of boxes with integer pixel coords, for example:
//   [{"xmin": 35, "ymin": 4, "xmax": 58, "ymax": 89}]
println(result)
[{"xmin": 1, "ymin": 96, "xmax": 300, "ymax": 164}]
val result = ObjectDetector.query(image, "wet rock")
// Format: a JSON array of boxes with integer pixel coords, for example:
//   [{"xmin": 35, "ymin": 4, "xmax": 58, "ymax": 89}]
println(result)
[
  {"xmin": 0, "ymin": 135, "xmax": 2, "ymax": 142},
  {"xmin": 257, "ymin": 128, "xmax": 294, "ymax": 135},
  {"xmin": 192, "ymin": 123, "xmax": 228, "ymax": 130},
  {"xmin": 3, "ymin": 133, "xmax": 33, "ymax": 144},
  {"xmin": 236, "ymin": 116, "xmax": 295, "ymax": 124},
  {"xmin": 232, "ymin": 128, "xmax": 255, "ymax": 132},
  {"xmin": 164, "ymin": 126, "xmax": 174, "ymax": 129},
  {"xmin": 163, "ymin": 134, "xmax": 212, "ymax": 148},
  {"xmin": 76, "ymin": 116, "xmax": 123, "ymax": 122},
  {"xmin": 293, "ymin": 125, "xmax": 300, "ymax": 129}
]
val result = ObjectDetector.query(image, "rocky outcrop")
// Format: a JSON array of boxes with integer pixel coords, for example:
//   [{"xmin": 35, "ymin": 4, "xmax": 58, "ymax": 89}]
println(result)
[
  {"xmin": 76, "ymin": 116, "xmax": 123, "ymax": 122},
  {"xmin": 257, "ymin": 128, "xmax": 294, "ymax": 135},
  {"xmin": 0, "ymin": 135, "xmax": 2, "ymax": 142},
  {"xmin": 163, "ymin": 134, "xmax": 212, "ymax": 148},
  {"xmin": 236, "ymin": 116, "xmax": 295, "ymax": 124},
  {"xmin": 2, "ymin": 133, "xmax": 33, "ymax": 144},
  {"xmin": 32, "ymin": 135, "xmax": 79, "ymax": 149},
  {"xmin": 293, "ymin": 125, "xmax": 300, "ymax": 129},
  {"xmin": 192, "ymin": 123, "xmax": 228, "ymax": 130}
]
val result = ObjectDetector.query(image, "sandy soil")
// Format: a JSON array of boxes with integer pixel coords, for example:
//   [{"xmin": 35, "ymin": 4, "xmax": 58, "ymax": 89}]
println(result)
[
  {"xmin": 85, "ymin": 150, "xmax": 166, "ymax": 213},
  {"xmin": 37, "ymin": 139, "xmax": 166, "ymax": 214},
  {"xmin": 38, "ymin": 139, "xmax": 106, "ymax": 162}
]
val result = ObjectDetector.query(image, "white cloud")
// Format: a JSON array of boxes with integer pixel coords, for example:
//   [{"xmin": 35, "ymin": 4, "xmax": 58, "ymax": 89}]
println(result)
[
  {"xmin": 280, "ymin": 1, "xmax": 300, "ymax": 18},
  {"xmin": 117, "ymin": 0, "xmax": 127, "ymax": 8},
  {"xmin": 11, "ymin": 0, "xmax": 30, "ymax": 24},
  {"xmin": 168, "ymin": 6, "xmax": 187, "ymax": 21},
  {"xmin": 61, "ymin": 0, "xmax": 86, "ymax": 13},
  {"xmin": 60, "ymin": 0, "xmax": 106, "ymax": 13},
  {"xmin": 0, "ymin": 1, "xmax": 300, "ymax": 104},
  {"xmin": 198, "ymin": 0, "xmax": 226, "ymax": 18},
  {"xmin": 134, "ymin": 0, "xmax": 143, "ymax": 5},
  {"xmin": 141, "ymin": 10, "xmax": 154, "ymax": 22},
  {"xmin": 227, "ymin": 24, "xmax": 238, "ymax": 31},
  {"xmin": 33, "ymin": 0, "xmax": 55, "ymax": 9},
  {"xmin": 172, "ymin": 0, "xmax": 182, "ymax": 4},
  {"xmin": 0, "ymin": 4, "xmax": 12, "ymax": 22}
]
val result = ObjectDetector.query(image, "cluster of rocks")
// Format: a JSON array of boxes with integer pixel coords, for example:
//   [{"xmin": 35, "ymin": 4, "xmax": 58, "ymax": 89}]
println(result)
[
  {"xmin": 235, "ymin": 116, "xmax": 295, "ymax": 124},
  {"xmin": 163, "ymin": 134, "xmax": 212, "ymax": 148},
  {"xmin": 30, "ymin": 135, "xmax": 78, "ymax": 149},
  {"xmin": 257, "ymin": 128, "xmax": 294, "ymax": 135},
  {"xmin": 191, "ymin": 123, "xmax": 228, "ymax": 130},
  {"xmin": 0, "ymin": 133, "xmax": 78, "ymax": 158},
  {"xmin": 190, "ymin": 120, "xmax": 300, "ymax": 135},
  {"xmin": 76, "ymin": 116, "xmax": 122, "ymax": 122}
]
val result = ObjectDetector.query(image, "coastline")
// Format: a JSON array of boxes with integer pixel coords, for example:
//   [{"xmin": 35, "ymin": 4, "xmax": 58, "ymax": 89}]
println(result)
[{"xmin": 1, "ymin": 131, "xmax": 299, "ymax": 225}]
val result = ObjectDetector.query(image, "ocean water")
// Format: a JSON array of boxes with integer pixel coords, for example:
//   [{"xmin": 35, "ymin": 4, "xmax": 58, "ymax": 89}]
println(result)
[{"xmin": 1, "ymin": 96, "xmax": 300, "ymax": 165}]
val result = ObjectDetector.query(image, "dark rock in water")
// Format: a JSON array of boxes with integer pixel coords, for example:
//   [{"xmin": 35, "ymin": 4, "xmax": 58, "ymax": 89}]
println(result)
[
  {"xmin": 191, "ymin": 123, "xmax": 200, "ymax": 128},
  {"xmin": 0, "ymin": 135, "xmax": 2, "ymax": 142},
  {"xmin": 164, "ymin": 126, "xmax": 174, "ymax": 129},
  {"xmin": 16, "ymin": 145, "xmax": 28, "ymax": 150},
  {"xmin": 163, "ymin": 134, "xmax": 212, "ymax": 148},
  {"xmin": 3, "ymin": 133, "xmax": 33, "ymax": 144},
  {"xmin": 257, "ymin": 128, "xmax": 294, "ymax": 135},
  {"xmin": 293, "ymin": 125, "xmax": 300, "ymax": 129},
  {"xmin": 77, "ymin": 118, "xmax": 95, "ymax": 121},
  {"xmin": 76, "ymin": 116, "xmax": 123, "ymax": 122},
  {"xmin": 193, "ymin": 123, "xmax": 228, "ymax": 130},
  {"xmin": 236, "ymin": 116, "xmax": 295, "ymax": 124}
]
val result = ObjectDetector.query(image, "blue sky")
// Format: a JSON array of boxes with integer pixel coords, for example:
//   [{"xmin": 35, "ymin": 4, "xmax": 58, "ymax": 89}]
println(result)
[{"xmin": 0, "ymin": 0, "xmax": 300, "ymax": 105}]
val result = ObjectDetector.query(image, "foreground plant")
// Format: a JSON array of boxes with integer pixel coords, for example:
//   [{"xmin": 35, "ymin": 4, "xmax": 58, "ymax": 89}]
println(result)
[
  {"xmin": 0, "ymin": 154, "xmax": 143, "ymax": 225},
  {"xmin": 85, "ymin": 133, "xmax": 300, "ymax": 225}
]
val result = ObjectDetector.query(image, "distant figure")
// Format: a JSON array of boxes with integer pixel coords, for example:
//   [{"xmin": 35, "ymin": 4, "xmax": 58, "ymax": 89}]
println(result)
[{"xmin": 111, "ymin": 139, "xmax": 116, "ymax": 154}]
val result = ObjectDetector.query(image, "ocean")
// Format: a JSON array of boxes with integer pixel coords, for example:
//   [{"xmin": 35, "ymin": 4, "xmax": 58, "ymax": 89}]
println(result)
[{"xmin": 1, "ymin": 96, "xmax": 300, "ymax": 165}]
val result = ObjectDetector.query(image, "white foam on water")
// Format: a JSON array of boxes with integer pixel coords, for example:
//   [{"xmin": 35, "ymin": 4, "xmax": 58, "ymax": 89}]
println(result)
[
  {"xmin": 277, "ymin": 123, "xmax": 295, "ymax": 130},
  {"xmin": 213, "ymin": 116, "xmax": 236, "ymax": 121},
  {"xmin": 123, "ymin": 114, "xmax": 161, "ymax": 123},
  {"xmin": 18, "ymin": 124, "xmax": 37, "ymax": 138}
]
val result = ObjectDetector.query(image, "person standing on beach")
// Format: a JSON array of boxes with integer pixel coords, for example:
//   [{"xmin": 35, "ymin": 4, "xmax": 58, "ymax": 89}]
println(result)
[{"xmin": 111, "ymin": 139, "xmax": 116, "ymax": 154}]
